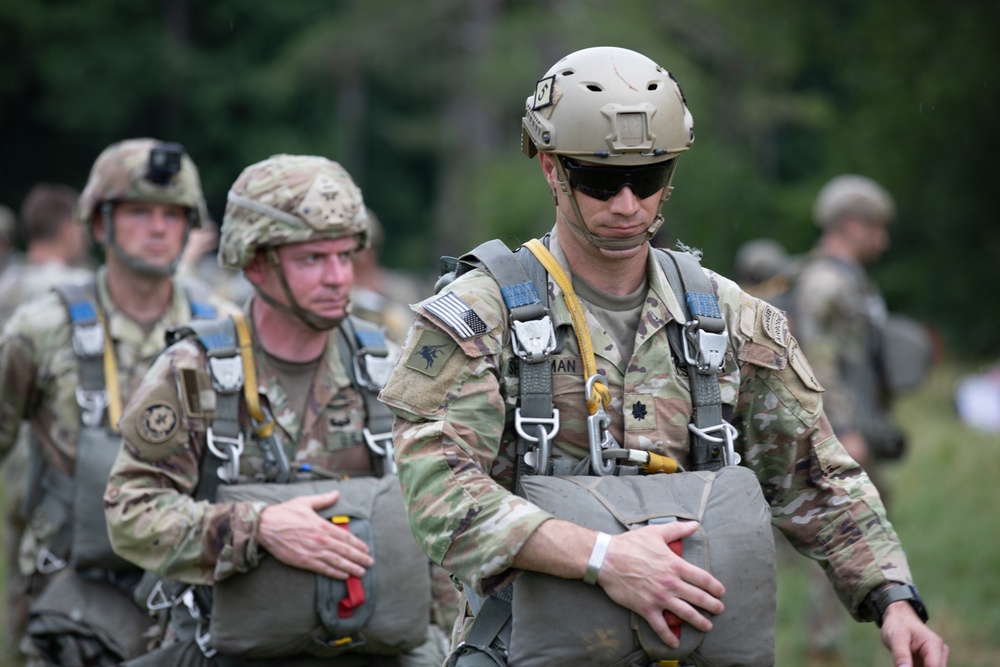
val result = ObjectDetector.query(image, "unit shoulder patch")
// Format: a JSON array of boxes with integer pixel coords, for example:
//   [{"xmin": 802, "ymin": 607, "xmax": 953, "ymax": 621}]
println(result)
[
  {"xmin": 404, "ymin": 329, "xmax": 458, "ymax": 378},
  {"xmin": 137, "ymin": 402, "xmax": 180, "ymax": 443}
]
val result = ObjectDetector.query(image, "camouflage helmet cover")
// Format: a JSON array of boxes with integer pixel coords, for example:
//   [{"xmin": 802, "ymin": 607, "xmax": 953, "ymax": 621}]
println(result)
[
  {"xmin": 78, "ymin": 138, "xmax": 207, "ymax": 227},
  {"xmin": 522, "ymin": 46, "xmax": 695, "ymax": 166},
  {"xmin": 219, "ymin": 154, "xmax": 368, "ymax": 269},
  {"xmin": 812, "ymin": 174, "xmax": 896, "ymax": 228}
]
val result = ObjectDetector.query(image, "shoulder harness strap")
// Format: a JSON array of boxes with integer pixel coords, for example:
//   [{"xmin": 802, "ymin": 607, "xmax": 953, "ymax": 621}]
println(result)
[
  {"xmin": 335, "ymin": 315, "xmax": 397, "ymax": 476},
  {"xmin": 654, "ymin": 248, "xmax": 737, "ymax": 471},
  {"xmin": 54, "ymin": 281, "xmax": 111, "ymax": 429},
  {"xmin": 445, "ymin": 237, "xmax": 557, "ymax": 490}
]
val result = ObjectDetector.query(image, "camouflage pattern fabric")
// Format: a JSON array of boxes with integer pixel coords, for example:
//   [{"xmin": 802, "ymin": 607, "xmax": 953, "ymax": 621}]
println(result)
[
  {"xmin": 380, "ymin": 227, "xmax": 912, "ymax": 620},
  {"xmin": 0, "ymin": 260, "xmax": 94, "ymax": 665},
  {"xmin": 219, "ymin": 155, "xmax": 368, "ymax": 270},
  {"xmin": 792, "ymin": 250, "xmax": 889, "ymax": 442},
  {"xmin": 78, "ymin": 138, "xmax": 208, "ymax": 228},
  {"xmin": 105, "ymin": 301, "xmax": 451, "ymax": 664},
  {"xmin": 104, "ymin": 301, "xmax": 374, "ymax": 584},
  {"xmin": 0, "ymin": 266, "xmax": 235, "ymax": 577}
]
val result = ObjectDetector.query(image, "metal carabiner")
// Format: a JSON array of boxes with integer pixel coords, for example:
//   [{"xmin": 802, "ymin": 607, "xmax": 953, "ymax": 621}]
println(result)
[
  {"xmin": 206, "ymin": 427, "xmax": 244, "ymax": 483},
  {"xmin": 522, "ymin": 423, "xmax": 552, "ymax": 475},
  {"xmin": 36, "ymin": 547, "xmax": 67, "ymax": 575},
  {"xmin": 585, "ymin": 374, "xmax": 619, "ymax": 476},
  {"xmin": 363, "ymin": 428, "xmax": 397, "ymax": 475},
  {"xmin": 687, "ymin": 420, "xmax": 741, "ymax": 466}
]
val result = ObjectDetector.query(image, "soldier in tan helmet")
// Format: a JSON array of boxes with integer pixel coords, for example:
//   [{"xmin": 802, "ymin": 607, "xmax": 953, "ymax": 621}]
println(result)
[
  {"xmin": 380, "ymin": 47, "xmax": 948, "ymax": 667},
  {"xmin": 0, "ymin": 139, "xmax": 235, "ymax": 665},
  {"xmin": 104, "ymin": 154, "xmax": 447, "ymax": 666}
]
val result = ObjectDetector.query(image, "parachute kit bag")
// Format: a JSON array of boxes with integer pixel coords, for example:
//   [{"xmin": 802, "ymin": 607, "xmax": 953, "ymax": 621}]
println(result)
[
  {"xmin": 509, "ymin": 466, "xmax": 776, "ymax": 667},
  {"xmin": 27, "ymin": 567, "xmax": 153, "ymax": 664},
  {"xmin": 209, "ymin": 476, "xmax": 431, "ymax": 659}
]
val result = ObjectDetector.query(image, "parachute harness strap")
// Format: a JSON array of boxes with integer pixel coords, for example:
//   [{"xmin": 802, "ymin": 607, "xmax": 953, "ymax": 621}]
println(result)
[{"xmin": 523, "ymin": 239, "xmax": 610, "ymax": 415}]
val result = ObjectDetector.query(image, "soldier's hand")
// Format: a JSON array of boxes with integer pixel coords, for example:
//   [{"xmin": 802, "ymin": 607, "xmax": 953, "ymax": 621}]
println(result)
[
  {"xmin": 880, "ymin": 602, "xmax": 950, "ymax": 667},
  {"xmin": 597, "ymin": 521, "xmax": 725, "ymax": 649},
  {"xmin": 257, "ymin": 490, "xmax": 374, "ymax": 580},
  {"xmin": 839, "ymin": 430, "xmax": 871, "ymax": 468}
]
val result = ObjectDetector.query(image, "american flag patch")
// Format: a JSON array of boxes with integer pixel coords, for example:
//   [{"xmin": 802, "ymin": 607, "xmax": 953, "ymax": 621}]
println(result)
[{"xmin": 424, "ymin": 292, "xmax": 489, "ymax": 339}]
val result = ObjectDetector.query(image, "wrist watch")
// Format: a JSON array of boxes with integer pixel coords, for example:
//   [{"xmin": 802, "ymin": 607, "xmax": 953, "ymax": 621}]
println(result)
[{"xmin": 865, "ymin": 583, "xmax": 929, "ymax": 628}]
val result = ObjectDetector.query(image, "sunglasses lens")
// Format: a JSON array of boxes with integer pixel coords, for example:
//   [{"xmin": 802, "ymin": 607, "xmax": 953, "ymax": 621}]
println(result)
[{"xmin": 562, "ymin": 158, "xmax": 674, "ymax": 201}]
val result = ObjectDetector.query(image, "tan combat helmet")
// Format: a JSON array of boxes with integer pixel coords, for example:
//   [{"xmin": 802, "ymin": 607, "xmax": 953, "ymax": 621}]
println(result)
[
  {"xmin": 219, "ymin": 154, "xmax": 368, "ymax": 330},
  {"xmin": 734, "ymin": 238, "xmax": 790, "ymax": 287},
  {"xmin": 812, "ymin": 174, "xmax": 896, "ymax": 228},
  {"xmin": 79, "ymin": 138, "xmax": 207, "ymax": 276},
  {"xmin": 521, "ymin": 46, "xmax": 695, "ymax": 250}
]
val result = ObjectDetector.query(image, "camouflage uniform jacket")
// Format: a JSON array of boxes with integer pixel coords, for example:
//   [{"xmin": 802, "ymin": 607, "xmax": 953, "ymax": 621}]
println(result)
[
  {"xmin": 380, "ymin": 228, "xmax": 911, "ymax": 619},
  {"xmin": 792, "ymin": 249, "xmax": 888, "ymax": 437},
  {"xmin": 0, "ymin": 267, "xmax": 234, "ymax": 570},
  {"xmin": 105, "ymin": 299, "xmax": 379, "ymax": 585},
  {"xmin": 0, "ymin": 261, "xmax": 94, "ymax": 325}
]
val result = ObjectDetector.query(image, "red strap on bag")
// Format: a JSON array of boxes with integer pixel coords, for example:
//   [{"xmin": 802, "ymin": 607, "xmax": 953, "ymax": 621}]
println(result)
[
  {"xmin": 663, "ymin": 539, "xmax": 683, "ymax": 638},
  {"xmin": 332, "ymin": 517, "xmax": 366, "ymax": 618}
]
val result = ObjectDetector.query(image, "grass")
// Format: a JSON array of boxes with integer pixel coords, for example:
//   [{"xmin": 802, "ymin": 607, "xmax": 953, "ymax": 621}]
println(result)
[{"xmin": 0, "ymin": 358, "xmax": 996, "ymax": 664}]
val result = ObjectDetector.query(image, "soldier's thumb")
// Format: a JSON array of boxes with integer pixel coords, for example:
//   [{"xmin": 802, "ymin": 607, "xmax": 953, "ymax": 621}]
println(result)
[{"xmin": 651, "ymin": 519, "xmax": 700, "ymax": 543}]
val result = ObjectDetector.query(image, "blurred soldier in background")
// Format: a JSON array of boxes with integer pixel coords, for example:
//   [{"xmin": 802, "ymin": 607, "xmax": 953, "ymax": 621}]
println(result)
[
  {"xmin": 0, "ymin": 183, "xmax": 94, "ymax": 665},
  {"xmin": 105, "ymin": 154, "xmax": 447, "ymax": 666},
  {"xmin": 0, "ymin": 139, "xmax": 234, "ymax": 666},
  {"xmin": 791, "ymin": 173, "xmax": 933, "ymax": 665},
  {"xmin": 0, "ymin": 204, "xmax": 22, "ymax": 276},
  {"xmin": 349, "ymin": 207, "xmax": 427, "ymax": 345},
  {"xmin": 733, "ymin": 237, "xmax": 794, "ymax": 305}
]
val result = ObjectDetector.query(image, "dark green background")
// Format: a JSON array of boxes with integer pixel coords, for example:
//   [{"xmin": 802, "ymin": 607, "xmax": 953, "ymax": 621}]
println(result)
[{"xmin": 2, "ymin": 0, "xmax": 996, "ymax": 355}]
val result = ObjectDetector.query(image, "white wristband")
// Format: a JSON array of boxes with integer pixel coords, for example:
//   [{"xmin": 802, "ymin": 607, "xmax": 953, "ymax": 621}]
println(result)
[{"xmin": 583, "ymin": 532, "xmax": 611, "ymax": 585}]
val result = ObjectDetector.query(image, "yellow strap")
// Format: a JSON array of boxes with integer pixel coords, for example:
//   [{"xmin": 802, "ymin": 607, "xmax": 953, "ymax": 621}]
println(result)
[
  {"xmin": 522, "ymin": 239, "xmax": 610, "ymax": 415},
  {"xmin": 231, "ymin": 311, "xmax": 275, "ymax": 439},
  {"xmin": 95, "ymin": 308, "xmax": 122, "ymax": 432}
]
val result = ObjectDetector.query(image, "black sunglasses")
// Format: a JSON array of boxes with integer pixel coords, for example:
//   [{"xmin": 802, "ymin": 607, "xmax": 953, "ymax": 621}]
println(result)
[{"xmin": 559, "ymin": 156, "xmax": 675, "ymax": 201}]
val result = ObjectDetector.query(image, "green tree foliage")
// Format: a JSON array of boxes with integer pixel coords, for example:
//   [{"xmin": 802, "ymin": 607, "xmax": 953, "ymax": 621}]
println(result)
[{"xmin": 0, "ymin": 0, "xmax": 996, "ymax": 354}]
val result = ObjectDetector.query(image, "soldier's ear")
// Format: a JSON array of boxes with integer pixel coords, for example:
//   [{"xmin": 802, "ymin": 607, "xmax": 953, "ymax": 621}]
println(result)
[{"xmin": 244, "ymin": 251, "xmax": 267, "ymax": 286}]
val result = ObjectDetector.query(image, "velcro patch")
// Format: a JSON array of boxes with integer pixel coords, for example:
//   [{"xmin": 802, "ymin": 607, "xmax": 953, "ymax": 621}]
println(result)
[
  {"xmin": 788, "ymin": 339, "xmax": 824, "ymax": 392},
  {"xmin": 404, "ymin": 329, "xmax": 458, "ymax": 377},
  {"xmin": 761, "ymin": 305, "xmax": 790, "ymax": 348},
  {"xmin": 137, "ymin": 402, "xmax": 180, "ymax": 443},
  {"xmin": 424, "ymin": 292, "xmax": 489, "ymax": 339}
]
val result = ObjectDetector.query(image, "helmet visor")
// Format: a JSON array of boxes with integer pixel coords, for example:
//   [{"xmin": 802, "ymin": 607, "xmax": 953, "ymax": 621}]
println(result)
[{"xmin": 560, "ymin": 157, "xmax": 675, "ymax": 201}]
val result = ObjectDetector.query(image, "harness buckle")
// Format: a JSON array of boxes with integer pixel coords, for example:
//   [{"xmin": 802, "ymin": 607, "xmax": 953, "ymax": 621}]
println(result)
[
  {"xmin": 363, "ymin": 428, "xmax": 396, "ymax": 475},
  {"xmin": 181, "ymin": 588, "xmax": 217, "ymax": 658},
  {"xmin": 208, "ymin": 355, "xmax": 243, "ymax": 393},
  {"xmin": 682, "ymin": 321, "xmax": 728, "ymax": 373},
  {"xmin": 146, "ymin": 581, "xmax": 192, "ymax": 612},
  {"xmin": 206, "ymin": 427, "xmax": 244, "ymax": 483},
  {"xmin": 36, "ymin": 547, "xmax": 67, "ymax": 575},
  {"xmin": 353, "ymin": 350, "xmax": 395, "ymax": 392},
  {"xmin": 688, "ymin": 421, "xmax": 741, "ymax": 466},
  {"xmin": 75, "ymin": 387, "xmax": 108, "ymax": 427},
  {"xmin": 71, "ymin": 321, "xmax": 105, "ymax": 358},
  {"xmin": 511, "ymin": 316, "xmax": 556, "ymax": 362},
  {"xmin": 585, "ymin": 374, "xmax": 620, "ymax": 476}
]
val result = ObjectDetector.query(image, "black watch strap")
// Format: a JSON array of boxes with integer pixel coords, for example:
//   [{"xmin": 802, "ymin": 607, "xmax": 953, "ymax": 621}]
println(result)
[{"xmin": 867, "ymin": 583, "xmax": 929, "ymax": 628}]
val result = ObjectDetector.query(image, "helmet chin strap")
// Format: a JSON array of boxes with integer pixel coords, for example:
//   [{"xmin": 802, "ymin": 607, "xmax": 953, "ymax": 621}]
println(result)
[
  {"xmin": 101, "ymin": 202, "xmax": 190, "ymax": 278},
  {"xmin": 256, "ymin": 248, "xmax": 344, "ymax": 331},
  {"xmin": 553, "ymin": 158, "xmax": 673, "ymax": 251}
]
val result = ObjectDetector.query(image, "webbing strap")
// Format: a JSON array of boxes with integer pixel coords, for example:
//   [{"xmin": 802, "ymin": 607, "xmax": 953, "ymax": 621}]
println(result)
[
  {"xmin": 55, "ymin": 282, "xmax": 116, "ymax": 429},
  {"xmin": 335, "ymin": 316, "xmax": 394, "ymax": 437},
  {"xmin": 655, "ymin": 249, "xmax": 727, "ymax": 471},
  {"xmin": 455, "ymin": 239, "xmax": 554, "ymax": 485},
  {"xmin": 523, "ymin": 239, "xmax": 611, "ymax": 415}
]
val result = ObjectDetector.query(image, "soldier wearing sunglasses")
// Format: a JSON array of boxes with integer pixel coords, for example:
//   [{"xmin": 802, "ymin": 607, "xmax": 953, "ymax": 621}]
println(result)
[{"xmin": 380, "ymin": 47, "xmax": 948, "ymax": 667}]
